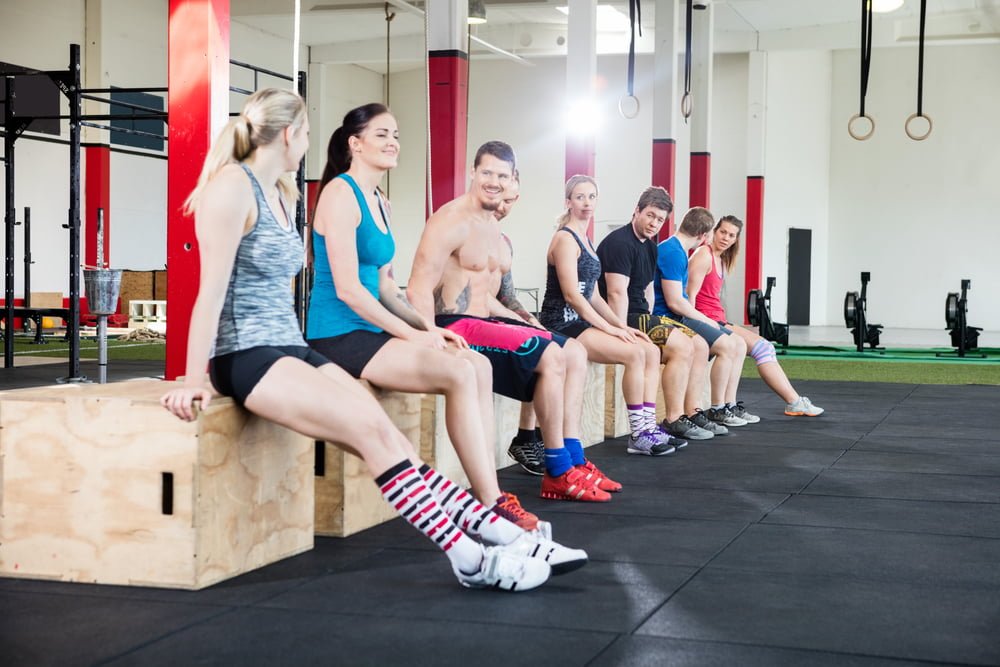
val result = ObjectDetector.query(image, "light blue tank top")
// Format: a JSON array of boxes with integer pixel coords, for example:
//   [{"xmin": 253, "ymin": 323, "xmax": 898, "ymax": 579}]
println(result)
[
  {"xmin": 213, "ymin": 164, "xmax": 307, "ymax": 356},
  {"xmin": 306, "ymin": 173, "xmax": 396, "ymax": 339}
]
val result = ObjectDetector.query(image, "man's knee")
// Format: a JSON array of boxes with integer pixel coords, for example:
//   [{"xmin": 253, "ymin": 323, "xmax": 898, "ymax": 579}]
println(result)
[{"xmin": 537, "ymin": 343, "xmax": 566, "ymax": 376}]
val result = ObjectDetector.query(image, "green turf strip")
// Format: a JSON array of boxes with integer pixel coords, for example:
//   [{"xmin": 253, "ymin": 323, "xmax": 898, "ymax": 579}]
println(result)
[{"xmin": 743, "ymin": 357, "xmax": 1000, "ymax": 385}]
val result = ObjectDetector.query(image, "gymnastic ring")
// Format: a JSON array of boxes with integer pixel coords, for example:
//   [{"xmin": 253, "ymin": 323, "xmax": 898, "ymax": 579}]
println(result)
[
  {"xmin": 904, "ymin": 112, "xmax": 933, "ymax": 141},
  {"xmin": 848, "ymin": 113, "xmax": 875, "ymax": 141},
  {"xmin": 618, "ymin": 94, "xmax": 640, "ymax": 119},
  {"xmin": 680, "ymin": 92, "xmax": 693, "ymax": 119}
]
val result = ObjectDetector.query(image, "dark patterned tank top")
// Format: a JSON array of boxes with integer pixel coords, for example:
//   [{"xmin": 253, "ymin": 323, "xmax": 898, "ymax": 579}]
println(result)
[
  {"xmin": 212, "ymin": 164, "xmax": 307, "ymax": 356},
  {"xmin": 539, "ymin": 227, "xmax": 601, "ymax": 328}
]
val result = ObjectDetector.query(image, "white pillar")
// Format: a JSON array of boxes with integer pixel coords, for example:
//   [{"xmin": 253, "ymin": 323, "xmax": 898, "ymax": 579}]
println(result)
[{"xmin": 652, "ymin": 0, "xmax": 680, "ymax": 236}]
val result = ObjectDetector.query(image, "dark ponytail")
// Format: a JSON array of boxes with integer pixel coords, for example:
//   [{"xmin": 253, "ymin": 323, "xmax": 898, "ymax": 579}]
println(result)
[{"xmin": 319, "ymin": 103, "xmax": 391, "ymax": 190}]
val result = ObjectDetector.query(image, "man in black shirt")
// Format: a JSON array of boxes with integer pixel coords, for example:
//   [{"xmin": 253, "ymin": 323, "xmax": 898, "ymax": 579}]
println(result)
[{"xmin": 596, "ymin": 187, "xmax": 715, "ymax": 441}]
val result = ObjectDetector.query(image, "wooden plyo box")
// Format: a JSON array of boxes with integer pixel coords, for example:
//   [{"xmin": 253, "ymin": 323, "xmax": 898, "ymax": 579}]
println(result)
[
  {"xmin": 0, "ymin": 380, "xmax": 314, "ymax": 589},
  {"xmin": 314, "ymin": 383, "xmax": 429, "ymax": 538}
]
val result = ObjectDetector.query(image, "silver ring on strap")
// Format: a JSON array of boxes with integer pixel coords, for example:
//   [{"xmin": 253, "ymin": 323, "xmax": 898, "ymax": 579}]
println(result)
[
  {"xmin": 904, "ymin": 112, "xmax": 933, "ymax": 141},
  {"xmin": 618, "ymin": 94, "xmax": 640, "ymax": 119},
  {"xmin": 680, "ymin": 92, "xmax": 693, "ymax": 119},
  {"xmin": 848, "ymin": 113, "xmax": 875, "ymax": 141}
]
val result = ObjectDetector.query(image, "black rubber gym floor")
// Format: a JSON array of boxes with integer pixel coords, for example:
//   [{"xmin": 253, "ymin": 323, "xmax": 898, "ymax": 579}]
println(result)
[{"xmin": 2, "ymin": 369, "xmax": 999, "ymax": 666}]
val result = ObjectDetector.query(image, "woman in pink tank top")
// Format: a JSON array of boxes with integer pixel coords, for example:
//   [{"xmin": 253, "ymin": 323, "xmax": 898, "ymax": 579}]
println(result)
[{"xmin": 688, "ymin": 216, "xmax": 824, "ymax": 417}]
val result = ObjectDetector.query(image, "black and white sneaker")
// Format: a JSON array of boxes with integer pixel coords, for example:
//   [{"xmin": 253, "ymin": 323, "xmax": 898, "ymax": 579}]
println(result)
[
  {"xmin": 705, "ymin": 406, "xmax": 748, "ymax": 427},
  {"xmin": 690, "ymin": 410, "xmax": 730, "ymax": 436},
  {"xmin": 661, "ymin": 415, "xmax": 714, "ymax": 440},
  {"xmin": 508, "ymin": 437, "xmax": 545, "ymax": 476}
]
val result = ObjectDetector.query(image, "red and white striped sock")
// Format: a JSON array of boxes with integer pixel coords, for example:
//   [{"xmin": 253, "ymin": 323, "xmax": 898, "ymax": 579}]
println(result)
[
  {"xmin": 376, "ymin": 461, "xmax": 482, "ymax": 573},
  {"xmin": 418, "ymin": 464, "xmax": 522, "ymax": 545}
]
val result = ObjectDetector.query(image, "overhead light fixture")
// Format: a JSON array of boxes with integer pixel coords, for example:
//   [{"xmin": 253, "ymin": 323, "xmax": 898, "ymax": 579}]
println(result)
[
  {"xmin": 872, "ymin": 0, "xmax": 905, "ymax": 13},
  {"xmin": 468, "ymin": 0, "xmax": 487, "ymax": 25}
]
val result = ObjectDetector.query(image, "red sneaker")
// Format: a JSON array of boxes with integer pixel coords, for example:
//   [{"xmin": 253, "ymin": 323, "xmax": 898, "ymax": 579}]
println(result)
[
  {"xmin": 576, "ymin": 460, "xmax": 623, "ymax": 493},
  {"xmin": 540, "ymin": 467, "xmax": 612, "ymax": 502},
  {"xmin": 493, "ymin": 491, "xmax": 540, "ymax": 532}
]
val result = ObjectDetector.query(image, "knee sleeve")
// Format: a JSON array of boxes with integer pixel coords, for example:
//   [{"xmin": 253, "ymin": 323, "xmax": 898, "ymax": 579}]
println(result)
[{"xmin": 750, "ymin": 339, "xmax": 777, "ymax": 366}]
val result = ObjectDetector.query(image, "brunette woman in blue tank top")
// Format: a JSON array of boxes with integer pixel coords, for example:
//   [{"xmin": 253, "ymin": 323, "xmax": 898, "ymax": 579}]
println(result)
[
  {"xmin": 306, "ymin": 105, "xmax": 575, "ymax": 541},
  {"xmin": 541, "ymin": 175, "xmax": 682, "ymax": 457}
]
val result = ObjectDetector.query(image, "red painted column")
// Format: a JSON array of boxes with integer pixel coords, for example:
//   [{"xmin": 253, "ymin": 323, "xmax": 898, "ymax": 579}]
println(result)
[
  {"xmin": 84, "ymin": 144, "xmax": 111, "ymax": 267},
  {"xmin": 426, "ymin": 50, "xmax": 468, "ymax": 215},
  {"xmin": 744, "ymin": 50, "xmax": 767, "ymax": 324},
  {"xmin": 652, "ymin": 139, "xmax": 676, "ymax": 240},
  {"xmin": 744, "ymin": 175, "xmax": 764, "ymax": 323},
  {"xmin": 166, "ymin": 0, "xmax": 230, "ymax": 379},
  {"xmin": 689, "ymin": 152, "xmax": 711, "ymax": 209}
]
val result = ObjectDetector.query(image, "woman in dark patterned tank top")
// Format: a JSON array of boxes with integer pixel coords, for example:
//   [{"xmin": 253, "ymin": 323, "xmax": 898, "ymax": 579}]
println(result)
[
  {"xmin": 539, "ymin": 175, "xmax": 682, "ymax": 457},
  {"xmin": 159, "ymin": 88, "xmax": 552, "ymax": 593}
]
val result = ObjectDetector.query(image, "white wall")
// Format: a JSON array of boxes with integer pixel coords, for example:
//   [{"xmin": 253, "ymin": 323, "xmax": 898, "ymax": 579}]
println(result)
[
  {"xmin": 828, "ymin": 43, "xmax": 1000, "ymax": 330},
  {"xmin": 762, "ymin": 50, "xmax": 833, "ymax": 325}
]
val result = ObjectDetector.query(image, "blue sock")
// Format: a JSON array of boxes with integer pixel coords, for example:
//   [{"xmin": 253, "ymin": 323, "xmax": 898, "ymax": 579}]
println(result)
[
  {"xmin": 544, "ymin": 446, "xmax": 573, "ymax": 477},
  {"xmin": 563, "ymin": 438, "xmax": 585, "ymax": 466}
]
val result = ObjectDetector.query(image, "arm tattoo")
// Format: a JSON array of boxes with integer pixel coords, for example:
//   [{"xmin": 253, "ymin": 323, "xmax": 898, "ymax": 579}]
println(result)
[
  {"xmin": 434, "ymin": 281, "xmax": 471, "ymax": 315},
  {"xmin": 392, "ymin": 290, "xmax": 427, "ymax": 330},
  {"xmin": 496, "ymin": 271, "xmax": 533, "ymax": 321}
]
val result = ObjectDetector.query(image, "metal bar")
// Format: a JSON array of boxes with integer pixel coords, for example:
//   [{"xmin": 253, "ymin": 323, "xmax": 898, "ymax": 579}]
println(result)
[
  {"xmin": 229, "ymin": 59, "xmax": 294, "ymax": 82},
  {"xmin": 4, "ymin": 76, "xmax": 16, "ymax": 368},
  {"xmin": 80, "ymin": 113, "xmax": 168, "ymax": 121},
  {"xmin": 229, "ymin": 85, "xmax": 255, "ymax": 96},
  {"xmin": 23, "ymin": 207, "xmax": 30, "ymax": 308},
  {"xmin": 81, "ymin": 86, "xmax": 168, "ymax": 93},
  {"xmin": 80, "ymin": 121, "xmax": 167, "ymax": 140},
  {"xmin": 80, "ymin": 94, "xmax": 167, "ymax": 115},
  {"xmin": 67, "ymin": 43, "xmax": 82, "ymax": 380},
  {"xmin": 294, "ymin": 70, "xmax": 308, "ymax": 328}
]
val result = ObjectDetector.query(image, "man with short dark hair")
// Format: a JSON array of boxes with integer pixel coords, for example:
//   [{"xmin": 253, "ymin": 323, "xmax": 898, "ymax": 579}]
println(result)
[{"xmin": 597, "ymin": 187, "xmax": 712, "ymax": 441}]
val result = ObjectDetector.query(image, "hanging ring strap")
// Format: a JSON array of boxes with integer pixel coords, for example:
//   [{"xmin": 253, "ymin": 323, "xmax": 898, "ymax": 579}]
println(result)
[
  {"xmin": 905, "ymin": 0, "xmax": 932, "ymax": 140},
  {"xmin": 384, "ymin": 4, "xmax": 396, "ymax": 107},
  {"xmin": 849, "ymin": 0, "xmax": 875, "ymax": 140},
  {"xmin": 619, "ymin": 0, "xmax": 642, "ymax": 119},
  {"xmin": 682, "ymin": 0, "xmax": 693, "ymax": 122}
]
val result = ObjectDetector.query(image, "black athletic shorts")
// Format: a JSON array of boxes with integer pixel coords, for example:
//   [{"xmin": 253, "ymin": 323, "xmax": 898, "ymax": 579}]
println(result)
[
  {"xmin": 308, "ymin": 330, "xmax": 394, "ymax": 378},
  {"xmin": 436, "ymin": 314, "xmax": 557, "ymax": 402},
  {"xmin": 548, "ymin": 319, "xmax": 592, "ymax": 339},
  {"xmin": 210, "ymin": 345, "xmax": 330, "ymax": 405}
]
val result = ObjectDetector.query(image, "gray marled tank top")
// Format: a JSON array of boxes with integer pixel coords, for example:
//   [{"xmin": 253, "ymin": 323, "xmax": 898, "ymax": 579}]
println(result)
[{"xmin": 212, "ymin": 164, "xmax": 306, "ymax": 356}]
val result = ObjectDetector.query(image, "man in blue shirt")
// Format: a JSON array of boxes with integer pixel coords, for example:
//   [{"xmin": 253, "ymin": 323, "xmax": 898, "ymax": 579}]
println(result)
[{"xmin": 655, "ymin": 207, "xmax": 750, "ymax": 430}]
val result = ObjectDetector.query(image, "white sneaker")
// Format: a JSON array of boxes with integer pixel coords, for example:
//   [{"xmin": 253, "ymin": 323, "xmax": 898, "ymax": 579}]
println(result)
[
  {"xmin": 731, "ymin": 401, "xmax": 760, "ymax": 424},
  {"xmin": 785, "ymin": 396, "xmax": 825, "ymax": 417},
  {"xmin": 454, "ymin": 544, "xmax": 551, "ymax": 591},
  {"xmin": 507, "ymin": 529, "xmax": 589, "ymax": 575}
]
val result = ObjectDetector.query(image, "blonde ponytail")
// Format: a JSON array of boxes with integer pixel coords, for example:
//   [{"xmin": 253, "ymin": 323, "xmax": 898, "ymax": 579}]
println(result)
[{"xmin": 184, "ymin": 88, "xmax": 306, "ymax": 214}]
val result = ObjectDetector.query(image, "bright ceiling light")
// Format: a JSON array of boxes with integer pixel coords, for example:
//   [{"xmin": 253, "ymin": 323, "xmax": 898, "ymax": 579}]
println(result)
[
  {"xmin": 557, "ymin": 5, "xmax": 630, "ymax": 32},
  {"xmin": 565, "ymin": 98, "xmax": 603, "ymax": 137},
  {"xmin": 872, "ymin": 0, "xmax": 905, "ymax": 13}
]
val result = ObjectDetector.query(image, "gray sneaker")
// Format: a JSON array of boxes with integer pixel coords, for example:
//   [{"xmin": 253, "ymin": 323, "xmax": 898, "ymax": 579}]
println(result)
[
  {"xmin": 706, "ymin": 406, "xmax": 748, "ymax": 427},
  {"xmin": 785, "ymin": 396, "xmax": 825, "ymax": 417},
  {"xmin": 627, "ymin": 430, "xmax": 676, "ymax": 456},
  {"xmin": 730, "ymin": 401, "xmax": 760, "ymax": 424},
  {"xmin": 690, "ymin": 410, "xmax": 730, "ymax": 436},
  {"xmin": 661, "ymin": 415, "xmax": 713, "ymax": 440}
]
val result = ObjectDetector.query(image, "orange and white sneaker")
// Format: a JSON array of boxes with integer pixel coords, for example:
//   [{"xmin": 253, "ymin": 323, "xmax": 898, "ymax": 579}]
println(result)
[
  {"xmin": 576, "ymin": 460, "xmax": 623, "ymax": 493},
  {"xmin": 540, "ymin": 467, "xmax": 612, "ymax": 502},
  {"xmin": 494, "ymin": 491, "xmax": 541, "ymax": 532}
]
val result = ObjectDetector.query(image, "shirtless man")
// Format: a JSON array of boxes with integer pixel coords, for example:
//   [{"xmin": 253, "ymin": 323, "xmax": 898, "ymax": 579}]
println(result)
[{"xmin": 408, "ymin": 141, "xmax": 619, "ymax": 502}]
